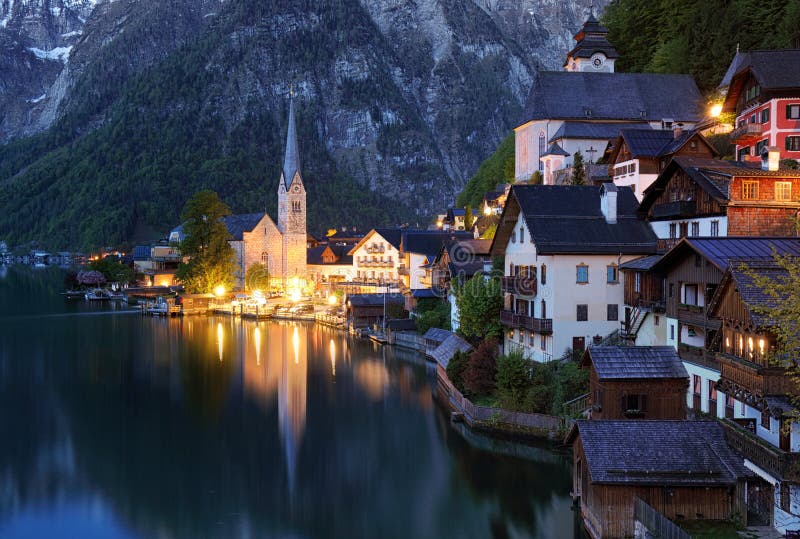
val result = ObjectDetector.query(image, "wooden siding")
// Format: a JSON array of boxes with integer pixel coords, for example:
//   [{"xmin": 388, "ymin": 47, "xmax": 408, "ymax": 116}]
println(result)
[
  {"xmin": 574, "ymin": 439, "xmax": 745, "ymax": 539},
  {"xmin": 589, "ymin": 367, "xmax": 688, "ymax": 421},
  {"xmin": 664, "ymin": 254, "xmax": 723, "ymax": 319},
  {"xmin": 622, "ymin": 269, "xmax": 663, "ymax": 307},
  {"xmin": 647, "ymin": 169, "xmax": 725, "ymax": 220}
]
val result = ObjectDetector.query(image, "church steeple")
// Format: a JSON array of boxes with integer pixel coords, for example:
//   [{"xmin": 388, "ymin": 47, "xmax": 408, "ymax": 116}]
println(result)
[
  {"xmin": 564, "ymin": 10, "xmax": 618, "ymax": 73},
  {"xmin": 282, "ymin": 88, "xmax": 301, "ymax": 188}
]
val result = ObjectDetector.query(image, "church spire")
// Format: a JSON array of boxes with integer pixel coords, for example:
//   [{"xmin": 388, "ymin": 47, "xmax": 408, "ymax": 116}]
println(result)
[{"xmin": 282, "ymin": 87, "xmax": 301, "ymax": 188}]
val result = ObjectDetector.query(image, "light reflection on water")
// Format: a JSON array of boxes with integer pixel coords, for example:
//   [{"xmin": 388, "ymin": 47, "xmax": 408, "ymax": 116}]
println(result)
[{"xmin": 0, "ymin": 266, "xmax": 583, "ymax": 539}]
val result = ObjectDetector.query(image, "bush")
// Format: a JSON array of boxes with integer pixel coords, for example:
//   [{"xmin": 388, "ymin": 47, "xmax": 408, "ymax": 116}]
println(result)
[
  {"xmin": 464, "ymin": 338, "xmax": 498, "ymax": 396},
  {"xmin": 446, "ymin": 350, "xmax": 470, "ymax": 394},
  {"xmin": 414, "ymin": 299, "xmax": 451, "ymax": 334},
  {"xmin": 496, "ymin": 350, "xmax": 530, "ymax": 410}
]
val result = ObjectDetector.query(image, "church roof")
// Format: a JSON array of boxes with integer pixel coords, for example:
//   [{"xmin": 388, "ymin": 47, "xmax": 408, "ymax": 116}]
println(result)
[
  {"xmin": 520, "ymin": 72, "xmax": 703, "ymax": 125},
  {"xmin": 223, "ymin": 213, "xmax": 266, "ymax": 241},
  {"xmin": 541, "ymin": 142, "xmax": 569, "ymax": 157},
  {"xmin": 282, "ymin": 94, "xmax": 301, "ymax": 188},
  {"xmin": 565, "ymin": 14, "xmax": 618, "ymax": 65}
]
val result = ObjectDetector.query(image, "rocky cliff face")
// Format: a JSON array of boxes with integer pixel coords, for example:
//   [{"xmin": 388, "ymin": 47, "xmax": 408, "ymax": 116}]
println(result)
[{"xmin": 0, "ymin": 0, "xmax": 606, "ymax": 248}]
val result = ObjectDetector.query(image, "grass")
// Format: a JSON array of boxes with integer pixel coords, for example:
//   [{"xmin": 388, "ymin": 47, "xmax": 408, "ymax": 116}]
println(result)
[
  {"xmin": 470, "ymin": 395, "xmax": 500, "ymax": 408},
  {"xmin": 678, "ymin": 520, "xmax": 750, "ymax": 539}
]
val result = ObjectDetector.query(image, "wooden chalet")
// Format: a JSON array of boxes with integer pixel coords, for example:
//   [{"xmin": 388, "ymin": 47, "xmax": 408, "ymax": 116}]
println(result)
[
  {"xmin": 430, "ymin": 238, "xmax": 491, "ymax": 291},
  {"xmin": 619, "ymin": 255, "xmax": 665, "ymax": 343},
  {"xmin": 568, "ymin": 420, "xmax": 752, "ymax": 539},
  {"xmin": 581, "ymin": 346, "xmax": 688, "ymax": 420},
  {"xmin": 345, "ymin": 293, "xmax": 406, "ymax": 328},
  {"xmin": 639, "ymin": 156, "xmax": 800, "ymax": 251}
]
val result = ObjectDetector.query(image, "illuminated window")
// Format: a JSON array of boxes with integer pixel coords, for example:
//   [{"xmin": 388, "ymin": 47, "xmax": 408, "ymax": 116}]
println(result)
[
  {"xmin": 742, "ymin": 181, "xmax": 759, "ymax": 200},
  {"xmin": 776, "ymin": 182, "xmax": 792, "ymax": 201}
]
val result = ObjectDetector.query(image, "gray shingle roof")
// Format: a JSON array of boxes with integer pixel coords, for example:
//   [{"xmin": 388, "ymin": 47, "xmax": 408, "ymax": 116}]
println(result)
[
  {"xmin": 542, "ymin": 142, "xmax": 570, "ymax": 157},
  {"xmin": 584, "ymin": 346, "xmax": 688, "ymax": 380},
  {"xmin": 423, "ymin": 327, "xmax": 452, "ymax": 344},
  {"xmin": 133, "ymin": 245, "xmax": 151, "ymax": 261},
  {"xmin": 620, "ymin": 254, "xmax": 662, "ymax": 271},
  {"xmin": 431, "ymin": 334, "xmax": 473, "ymax": 368},
  {"xmin": 510, "ymin": 185, "xmax": 658, "ymax": 255},
  {"xmin": 347, "ymin": 293, "xmax": 405, "ymax": 307},
  {"xmin": 282, "ymin": 95, "xmax": 301, "ymax": 187},
  {"xmin": 722, "ymin": 264, "xmax": 789, "ymax": 327},
  {"xmin": 573, "ymin": 420, "xmax": 751, "ymax": 486},
  {"xmin": 549, "ymin": 121, "xmax": 648, "ymax": 142},
  {"xmin": 521, "ymin": 72, "xmax": 703, "ymax": 124},
  {"xmin": 222, "ymin": 213, "xmax": 266, "ymax": 241},
  {"xmin": 402, "ymin": 230, "xmax": 473, "ymax": 258},
  {"xmin": 619, "ymin": 129, "xmax": 676, "ymax": 157},
  {"xmin": 658, "ymin": 237, "xmax": 800, "ymax": 272},
  {"xmin": 720, "ymin": 49, "xmax": 800, "ymax": 90}
]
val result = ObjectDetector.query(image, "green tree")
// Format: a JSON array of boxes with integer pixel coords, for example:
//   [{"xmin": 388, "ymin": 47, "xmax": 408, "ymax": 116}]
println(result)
[
  {"xmin": 528, "ymin": 170, "xmax": 543, "ymax": 185},
  {"xmin": 456, "ymin": 132, "xmax": 514, "ymax": 208},
  {"xmin": 446, "ymin": 350, "xmax": 470, "ymax": 394},
  {"xmin": 464, "ymin": 205, "xmax": 474, "ymax": 231},
  {"xmin": 245, "ymin": 262, "xmax": 270, "ymax": 292},
  {"xmin": 88, "ymin": 256, "xmax": 134, "ymax": 283},
  {"xmin": 496, "ymin": 350, "xmax": 531, "ymax": 410},
  {"xmin": 175, "ymin": 190, "xmax": 237, "ymax": 294},
  {"xmin": 570, "ymin": 152, "xmax": 586, "ymax": 186},
  {"xmin": 415, "ymin": 299, "xmax": 451, "ymax": 334},
  {"xmin": 454, "ymin": 272, "xmax": 502, "ymax": 343}
]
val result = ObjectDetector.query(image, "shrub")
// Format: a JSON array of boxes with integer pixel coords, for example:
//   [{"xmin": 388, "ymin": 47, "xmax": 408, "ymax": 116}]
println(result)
[
  {"xmin": 464, "ymin": 338, "xmax": 498, "ymax": 396},
  {"xmin": 446, "ymin": 350, "xmax": 470, "ymax": 394},
  {"xmin": 415, "ymin": 299, "xmax": 451, "ymax": 334},
  {"xmin": 496, "ymin": 350, "xmax": 530, "ymax": 410}
]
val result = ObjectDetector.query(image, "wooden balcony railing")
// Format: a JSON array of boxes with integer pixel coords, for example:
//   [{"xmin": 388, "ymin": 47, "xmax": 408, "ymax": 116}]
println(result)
[
  {"xmin": 397, "ymin": 265, "xmax": 409, "ymax": 275},
  {"xmin": 718, "ymin": 353, "xmax": 798, "ymax": 397},
  {"xmin": 678, "ymin": 343, "xmax": 719, "ymax": 371},
  {"xmin": 720, "ymin": 419, "xmax": 800, "ymax": 482},
  {"xmin": 500, "ymin": 276, "xmax": 537, "ymax": 296},
  {"xmin": 651, "ymin": 200, "xmax": 697, "ymax": 219},
  {"xmin": 500, "ymin": 310, "xmax": 553, "ymax": 333},
  {"xmin": 676, "ymin": 304, "xmax": 721, "ymax": 329},
  {"xmin": 730, "ymin": 123, "xmax": 763, "ymax": 144}
]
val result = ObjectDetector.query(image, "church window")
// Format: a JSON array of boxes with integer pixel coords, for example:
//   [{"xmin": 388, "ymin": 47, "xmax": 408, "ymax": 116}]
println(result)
[
  {"xmin": 538, "ymin": 133, "xmax": 545, "ymax": 171},
  {"xmin": 292, "ymin": 201, "xmax": 301, "ymax": 213},
  {"xmin": 261, "ymin": 252, "xmax": 269, "ymax": 265}
]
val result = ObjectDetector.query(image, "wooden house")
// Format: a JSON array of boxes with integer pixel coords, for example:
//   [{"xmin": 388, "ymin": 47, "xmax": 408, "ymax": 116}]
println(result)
[
  {"xmin": 581, "ymin": 346, "xmax": 688, "ymax": 420},
  {"xmin": 707, "ymin": 262, "xmax": 800, "ymax": 532},
  {"xmin": 567, "ymin": 420, "xmax": 752, "ymax": 539},
  {"xmin": 639, "ymin": 155, "xmax": 800, "ymax": 251},
  {"xmin": 618, "ymin": 255, "xmax": 665, "ymax": 345},
  {"xmin": 345, "ymin": 293, "xmax": 406, "ymax": 328}
]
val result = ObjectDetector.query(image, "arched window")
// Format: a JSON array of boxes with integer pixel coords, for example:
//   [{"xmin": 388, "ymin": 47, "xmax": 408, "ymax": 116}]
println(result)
[
  {"xmin": 541, "ymin": 264, "xmax": 547, "ymax": 285},
  {"xmin": 538, "ymin": 132, "xmax": 545, "ymax": 171},
  {"xmin": 261, "ymin": 252, "xmax": 269, "ymax": 265}
]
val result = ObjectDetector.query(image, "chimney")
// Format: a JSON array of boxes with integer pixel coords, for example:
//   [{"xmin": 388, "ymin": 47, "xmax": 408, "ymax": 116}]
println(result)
[
  {"xmin": 673, "ymin": 123, "xmax": 683, "ymax": 139},
  {"xmin": 761, "ymin": 146, "xmax": 780, "ymax": 171},
  {"xmin": 600, "ymin": 183, "xmax": 618, "ymax": 224}
]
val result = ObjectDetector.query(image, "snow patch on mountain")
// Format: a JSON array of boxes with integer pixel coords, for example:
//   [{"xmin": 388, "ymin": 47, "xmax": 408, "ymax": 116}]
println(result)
[{"xmin": 28, "ymin": 45, "xmax": 72, "ymax": 62}]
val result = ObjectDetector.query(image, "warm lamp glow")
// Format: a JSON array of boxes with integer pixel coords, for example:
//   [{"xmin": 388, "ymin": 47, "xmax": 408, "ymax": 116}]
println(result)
[
  {"xmin": 710, "ymin": 103, "xmax": 723, "ymax": 118},
  {"xmin": 329, "ymin": 339, "xmax": 336, "ymax": 377},
  {"xmin": 217, "ymin": 322, "xmax": 224, "ymax": 362},
  {"xmin": 293, "ymin": 326, "xmax": 300, "ymax": 365},
  {"xmin": 214, "ymin": 285, "xmax": 226, "ymax": 297},
  {"xmin": 483, "ymin": 205, "xmax": 491, "ymax": 216},
  {"xmin": 436, "ymin": 220, "xmax": 443, "ymax": 229},
  {"xmin": 328, "ymin": 295, "xmax": 338, "ymax": 305},
  {"xmin": 255, "ymin": 327, "xmax": 262, "ymax": 366}
]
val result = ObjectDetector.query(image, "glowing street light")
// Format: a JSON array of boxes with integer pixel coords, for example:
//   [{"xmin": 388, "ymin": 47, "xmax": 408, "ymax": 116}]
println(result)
[
  {"xmin": 214, "ymin": 285, "xmax": 226, "ymax": 297},
  {"xmin": 328, "ymin": 295, "xmax": 338, "ymax": 306},
  {"xmin": 710, "ymin": 103, "xmax": 723, "ymax": 118}
]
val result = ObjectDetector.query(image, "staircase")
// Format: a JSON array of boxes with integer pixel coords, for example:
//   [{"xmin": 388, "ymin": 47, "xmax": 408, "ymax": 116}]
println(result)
[{"xmin": 620, "ymin": 304, "xmax": 648, "ymax": 340}]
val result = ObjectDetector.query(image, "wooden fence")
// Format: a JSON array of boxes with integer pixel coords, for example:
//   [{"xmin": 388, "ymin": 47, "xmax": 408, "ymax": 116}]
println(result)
[
  {"xmin": 437, "ymin": 365, "xmax": 563, "ymax": 437},
  {"xmin": 634, "ymin": 497, "xmax": 691, "ymax": 539}
]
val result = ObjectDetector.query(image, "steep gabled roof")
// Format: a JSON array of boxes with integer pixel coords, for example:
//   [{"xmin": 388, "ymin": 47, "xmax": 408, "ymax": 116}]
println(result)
[
  {"xmin": 582, "ymin": 346, "xmax": 688, "ymax": 380},
  {"xmin": 652, "ymin": 237, "xmax": 800, "ymax": 273},
  {"xmin": 223, "ymin": 213, "xmax": 268, "ymax": 241},
  {"xmin": 282, "ymin": 94, "xmax": 301, "ymax": 188},
  {"xmin": 401, "ymin": 230, "xmax": 473, "ymax": 258},
  {"xmin": 569, "ymin": 420, "xmax": 751, "ymax": 486},
  {"xmin": 520, "ymin": 72, "xmax": 703, "ymax": 125},
  {"xmin": 619, "ymin": 254, "xmax": 662, "ymax": 271},
  {"xmin": 549, "ymin": 122, "xmax": 647, "ymax": 143},
  {"xmin": 721, "ymin": 49, "xmax": 800, "ymax": 90},
  {"xmin": 542, "ymin": 142, "xmax": 570, "ymax": 157},
  {"xmin": 708, "ymin": 260, "xmax": 794, "ymax": 328},
  {"xmin": 492, "ymin": 185, "xmax": 657, "ymax": 255},
  {"xmin": 347, "ymin": 228, "xmax": 405, "ymax": 255}
]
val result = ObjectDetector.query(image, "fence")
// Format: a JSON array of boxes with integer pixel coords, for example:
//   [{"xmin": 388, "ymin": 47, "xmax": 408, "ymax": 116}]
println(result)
[
  {"xmin": 437, "ymin": 366, "xmax": 563, "ymax": 436},
  {"xmin": 634, "ymin": 497, "xmax": 691, "ymax": 539},
  {"xmin": 393, "ymin": 332, "xmax": 425, "ymax": 352}
]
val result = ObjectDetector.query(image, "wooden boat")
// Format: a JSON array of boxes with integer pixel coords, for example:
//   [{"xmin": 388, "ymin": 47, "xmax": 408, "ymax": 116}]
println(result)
[
  {"xmin": 61, "ymin": 290, "xmax": 85, "ymax": 300},
  {"xmin": 85, "ymin": 288, "xmax": 112, "ymax": 301}
]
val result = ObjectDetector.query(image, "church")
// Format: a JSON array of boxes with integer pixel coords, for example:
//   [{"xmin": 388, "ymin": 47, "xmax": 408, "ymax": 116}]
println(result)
[
  {"xmin": 515, "ymin": 13, "xmax": 704, "ymax": 185},
  {"xmin": 170, "ymin": 94, "xmax": 308, "ymax": 291}
]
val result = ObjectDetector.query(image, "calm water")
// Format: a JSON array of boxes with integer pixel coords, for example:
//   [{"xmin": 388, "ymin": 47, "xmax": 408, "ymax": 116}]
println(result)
[{"xmin": 0, "ymin": 266, "xmax": 581, "ymax": 539}]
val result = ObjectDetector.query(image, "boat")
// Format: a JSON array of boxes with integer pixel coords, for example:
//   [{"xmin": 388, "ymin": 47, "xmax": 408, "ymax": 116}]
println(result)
[
  {"xmin": 85, "ymin": 288, "xmax": 112, "ymax": 301},
  {"xmin": 61, "ymin": 290, "xmax": 85, "ymax": 300}
]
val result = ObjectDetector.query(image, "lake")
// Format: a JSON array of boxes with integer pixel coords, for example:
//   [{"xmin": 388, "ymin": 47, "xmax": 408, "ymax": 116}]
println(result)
[{"xmin": 0, "ymin": 265, "xmax": 582, "ymax": 539}]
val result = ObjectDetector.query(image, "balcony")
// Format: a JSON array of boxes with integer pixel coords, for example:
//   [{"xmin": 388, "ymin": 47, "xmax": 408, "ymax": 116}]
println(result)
[
  {"xmin": 730, "ymin": 123, "xmax": 763, "ymax": 144},
  {"xmin": 678, "ymin": 343, "xmax": 719, "ymax": 371},
  {"xmin": 720, "ymin": 419, "xmax": 800, "ymax": 482},
  {"xmin": 718, "ymin": 353, "xmax": 798, "ymax": 397},
  {"xmin": 500, "ymin": 310, "xmax": 552, "ymax": 334},
  {"xmin": 365, "ymin": 245, "xmax": 385, "ymax": 254},
  {"xmin": 398, "ymin": 265, "xmax": 409, "ymax": 276},
  {"xmin": 676, "ymin": 303, "xmax": 721, "ymax": 329},
  {"xmin": 500, "ymin": 276, "xmax": 537, "ymax": 296},
  {"xmin": 651, "ymin": 200, "xmax": 697, "ymax": 219}
]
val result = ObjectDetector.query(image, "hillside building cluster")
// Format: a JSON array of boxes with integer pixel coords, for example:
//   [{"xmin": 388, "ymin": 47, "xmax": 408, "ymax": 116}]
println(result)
[{"xmin": 123, "ymin": 14, "xmax": 800, "ymax": 539}]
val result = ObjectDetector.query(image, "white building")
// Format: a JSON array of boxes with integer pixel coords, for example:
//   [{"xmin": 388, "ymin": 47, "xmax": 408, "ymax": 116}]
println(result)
[
  {"xmin": 347, "ymin": 228, "xmax": 404, "ymax": 284},
  {"xmin": 490, "ymin": 184, "xmax": 657, "ymax": 362},
  {"xmin": 514, "ymin": 15, "xmax": 703, "ymax": 184}
]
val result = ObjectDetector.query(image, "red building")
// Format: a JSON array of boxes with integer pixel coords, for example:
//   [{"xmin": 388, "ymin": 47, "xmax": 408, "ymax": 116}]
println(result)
[{"xmin": 720, "ymin": 50, "xmax": 800, "ymax": 164}]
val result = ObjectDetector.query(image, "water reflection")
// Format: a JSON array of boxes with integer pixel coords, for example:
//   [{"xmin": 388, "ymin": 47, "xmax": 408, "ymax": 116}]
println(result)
[{"xmin": 0, "ymin": 267, "xmax": 581, "ymax": 539}]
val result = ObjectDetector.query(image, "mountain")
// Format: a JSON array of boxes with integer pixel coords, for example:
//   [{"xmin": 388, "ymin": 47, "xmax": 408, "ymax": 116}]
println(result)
[{"xmin": 0, "ymin": 0, "xmax": 605, "ymax": 249}]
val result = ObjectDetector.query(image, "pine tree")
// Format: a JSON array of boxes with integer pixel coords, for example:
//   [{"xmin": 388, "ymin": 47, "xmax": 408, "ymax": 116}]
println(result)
[{"xmin": 571, "ymin": 152, "xmax": 587, "ymax": 186}]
